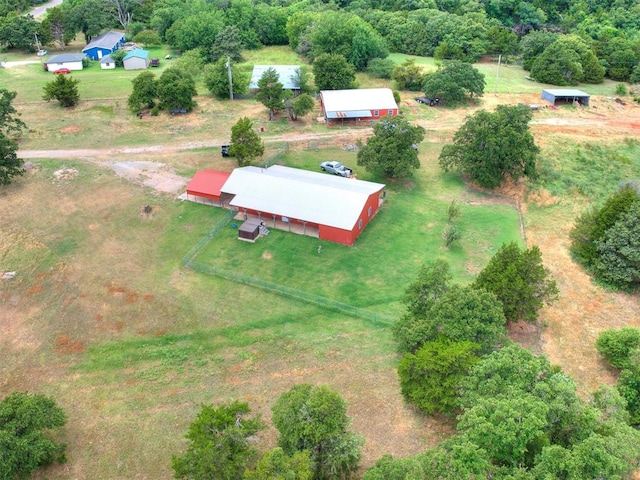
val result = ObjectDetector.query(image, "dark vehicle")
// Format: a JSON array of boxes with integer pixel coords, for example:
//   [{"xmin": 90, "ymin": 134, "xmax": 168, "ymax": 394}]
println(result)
[
  {"xmin": 53, "ymin": 68, "xmax": 71, "ymax": 75},
  {"xmin": 415, "ymin": 96, "xmax": 440, "ymax": 106},
  {"xmin": 170, "ymin": 107, "xmax": 187, "ymax": 114},
  {"xmin": 221, "ymin": 145, "xmax": 231, "ymax": 157},
  {"xmin": 150, "ymin": 58, "xmax": 160, "ymax": 67}
]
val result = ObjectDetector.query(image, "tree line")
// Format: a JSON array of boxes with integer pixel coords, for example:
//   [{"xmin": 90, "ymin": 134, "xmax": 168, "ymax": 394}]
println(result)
[{"xmin": 2, "ymin": 0, "xmax": 640, "ymax": 84}]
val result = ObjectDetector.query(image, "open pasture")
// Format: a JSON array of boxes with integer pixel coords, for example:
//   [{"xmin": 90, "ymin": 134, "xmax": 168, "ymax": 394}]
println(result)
[{"xmin": 2, "ymin": 45, "xmax": 640, "ymax": 478}]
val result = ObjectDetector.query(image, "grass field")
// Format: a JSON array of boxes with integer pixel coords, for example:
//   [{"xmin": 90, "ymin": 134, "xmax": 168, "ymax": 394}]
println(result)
[{"xmin": 2, "ymin": 44, "xmax": 640, "ymax": 479}]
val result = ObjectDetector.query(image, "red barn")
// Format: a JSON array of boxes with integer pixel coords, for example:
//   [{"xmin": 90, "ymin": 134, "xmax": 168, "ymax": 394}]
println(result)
[
  {"xmin": 185, "ymin": 170, "xmax": 231, "ymax": 205},
  {"xmin": 320, "ymin": 88, "xmax": 398, "ymax": 125},
  {"xmin": 220, "ymin": 166, "xmax": 385, "ymax": 246}
]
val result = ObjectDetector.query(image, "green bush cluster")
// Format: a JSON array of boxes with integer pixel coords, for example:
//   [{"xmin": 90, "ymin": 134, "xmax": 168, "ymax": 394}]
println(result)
[
  {"xmin": 597, "ymin": 327, "xmax": 640, "ymax": 426},
  {"xmin": 570, "ymin": 185, "xmax": 640, "ymax": 290}
]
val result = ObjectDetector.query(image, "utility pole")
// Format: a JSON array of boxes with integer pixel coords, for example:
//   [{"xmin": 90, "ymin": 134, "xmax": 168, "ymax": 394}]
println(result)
[
  {"xmin": 226, "ymin": 56, "xmax": 234, "ymax": 100},
  {"xmin": 495, "ymin": 54, "xmax": 502, "ymax": 94}
]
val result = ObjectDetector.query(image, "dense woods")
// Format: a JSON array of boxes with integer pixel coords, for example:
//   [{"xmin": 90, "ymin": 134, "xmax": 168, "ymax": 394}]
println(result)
[{"xmin": 2, "ymin": 0, "xmax": 640, "ymax": 84}]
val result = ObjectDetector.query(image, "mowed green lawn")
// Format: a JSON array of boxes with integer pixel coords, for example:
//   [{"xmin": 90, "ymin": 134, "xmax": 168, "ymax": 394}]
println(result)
[{"xmin": 194, "ymin": 146, "xmax": 521, "ymax": 317}]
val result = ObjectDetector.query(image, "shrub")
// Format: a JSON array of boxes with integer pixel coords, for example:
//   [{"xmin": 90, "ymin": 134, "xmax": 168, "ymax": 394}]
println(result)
[
  {"xmin": 597, "ymin": 328, "xmax": 640, "ymax": 370},
  {"xmin": 615, "ymin": 83, "xmax": 627, "ymax": 96}
]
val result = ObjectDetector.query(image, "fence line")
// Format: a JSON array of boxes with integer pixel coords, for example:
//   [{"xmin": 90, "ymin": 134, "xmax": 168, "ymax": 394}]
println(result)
[
  {"xmin": 181, "ymin": 210, "xmax": 234, "ymax": 266},
  {"xmin": 181, "ymin": 209, "xmax": 394, "ymax": 326},
  {"xmin": 186, "ymin": 260, "xmax": 395, "ymax": 326}
]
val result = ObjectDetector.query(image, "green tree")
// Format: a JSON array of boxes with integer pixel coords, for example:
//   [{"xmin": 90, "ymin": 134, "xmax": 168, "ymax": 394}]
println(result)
[
  {"xmin": 128, "ymin": 71, "xmax": 157, "ymax": 113},
  {"xmin": 308, "ymin": 11, "xmax": 388, "ymax": 70},
  {"xmin": 0, "ymin": 89, "xmax": 26, "ymax": 185},
  {"xmin": 172, "ymin": 401, "xmax": 265, "ymax": 480},
  {"xmin": 393, "ymin": 259, "xmax": 453, "ymax": 353},
  {"xmin": 0, "ymin": 392, "xmax": 67, "ymax": 480},
  {"xmin": 520, "ymin": 30, "xmax": 560, "ymax": 71},
  {"xmin": 165, "ymin": 11, "xmax": 224, "ymax": 53},
  {"xmin": 485, "ymin": 26, "xmax": 519, "ymax": 55},
  {"xmin": 362, "ymin": 454, "xmax": 426, "ymax": 480},
  {"xmin": 531, "ymin": 34, "xmax": 605, "ymax": 86},
  {"xmin": 391, "ymin": 59, "xmax": 426, "ymax": 91},
  {"xmin": 596, "ymin": 327, "xmax": 640, "ymax": 370},
  {"xmin": 473, "ymin": 242, "xmax": 558, "ymax": 323},
  {"xmin": 132, "ymin": 29, "xmax": 161, "ymax": 47},
  {"xmin": 458, "ymin": 392, "xmax": 550, "ymax": 467},
  {"xmin": 594, "ymin": 201, "xmax": 640, "ymax": 290},
  {"xmin": 420, "ymin": 437, "xmax": 493, "ymax": 479},
  {"xmin": 402, "ymin": 259, "xmax": 452, "ymax": 319},
  {"xmin": 420, "ymin": 285, "xmax": 507, "ymax": 353},
  {"xmin": 271, "ymin": 384, "xmax": 363, "ymax": 480},
  {"xmin": 229, "ymin": 117, "xmax": 264, "ymax": 167},
  {"xmin": 211, "ymin": 25, "xmax": 245, "ymax": 63},
  {"xmin": 366, "ymin": 58, "xmax": 395, "ymax": 79},
  {"xmin": 284, "ymin": 93, "xmax": 315, "ymax": 121},
  {"xmin": 398, "ymin": 338, "xmax": 480, "ymax": 415},
  {"xmin": 617, "ymin": 367, "xmax": 640, "ymax": 426},
  {"xmin": 356, "ymin": 116, "xmax": 425, "ymax": 178},
  {"xmin": 256, "ymin": 67, "xmax": 285, "ymax": 120},
  {"xmin": 457, "ymin": 344, "xmax": 553, "ymax": 409},
  {"xmin": 570, "ymin": 185, "xmax": 640, "ymax": 269},
  {"xmin": 422, "ymin": 60, "xmax": 485, "ymax": 104},
  {"xmin": 244, "ymin": 448, "xmax": 312, "ymax": 480},
  {"xmin": 312, "ymin": 53, "xmax": 356, "ymax": 91},
  {"xmin": 42, "ymin": 74, "xmax": 80, "ymax": 107},
  {"xmin": 174, "ymin": 49, "xmax": 206, "ymax": 82},
  {"xmin": 394, "ymin": 283, "xmax": 506, "ymax": 355},
  {"xmin": 439, "ymin": 104, "xmax": 539, "ymax": 189},
  {"xmin": 156, "ymin": 67, "xmax": 197, "ymax": 112},
  {"xmin": 203, "ymin": 58, "xmax": 249, "ymax": 100},
  {"xmin": 0, "ymin": 13, "xmax": 39, "ymax": 50}
]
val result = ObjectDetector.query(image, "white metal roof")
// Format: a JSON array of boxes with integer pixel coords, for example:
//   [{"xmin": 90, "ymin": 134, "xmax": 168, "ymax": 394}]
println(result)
[
  {"xmin": 542, "ymin": 89, "xmax": 590, "ymax": 97},
  {"xmin": 249, "ymin": 65, "xmax": 301, "ymax": 90},
  {"xmin": 222, "ymin": 165, "xmax": 385, "ymax": 230},
  {"xmin": 321, "ymin": 88, "xmax": 398, "ymax": 113}
]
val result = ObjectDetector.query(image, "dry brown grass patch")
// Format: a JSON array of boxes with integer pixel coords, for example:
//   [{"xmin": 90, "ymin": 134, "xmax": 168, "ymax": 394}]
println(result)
[{"xmin": 56, "ymin": 335, "xmax": 86, "ymax": 354}]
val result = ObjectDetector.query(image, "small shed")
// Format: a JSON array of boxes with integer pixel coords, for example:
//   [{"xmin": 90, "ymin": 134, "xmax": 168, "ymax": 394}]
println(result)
[
  {"xmin": 541, "ymin": 89, "xmax": 590, "ymax": 106},
  {"xmin": 100, "ymin": 54, "xmax": 116, "ymax": 70},
  {"xmin": 123, "ymin": 49, "xmax": 150, "ymax": 70},
  {"xmin": 320, "ymin": 88, "xmax": 398, "ymax": 124},
  {"xmin": 82, "ymin": 30, "xmax": 126, "ymax": 60},
  {"xmin": 45, "ymin": 53, "xmax": 86, "ymax": 71},
  {"xmin": 238, "ymin": 218, "xmax": 264, "ymax": 242},
  {"xmin": 249, "ymin": 65, "xmax": 301, "ymax": 91}
]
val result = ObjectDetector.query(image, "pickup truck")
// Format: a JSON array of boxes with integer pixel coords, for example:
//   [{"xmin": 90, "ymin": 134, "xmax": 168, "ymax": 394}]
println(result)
[
  {"xmin": 415, "ymin": 96, "xmax": 441, "ymax": 106},
  {"xmin": 321, "ymin": 161, "xmax": 352, "ymax": 177}
]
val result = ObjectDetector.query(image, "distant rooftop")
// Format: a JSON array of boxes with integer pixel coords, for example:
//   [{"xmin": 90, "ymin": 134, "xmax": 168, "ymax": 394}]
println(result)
[{"xmin": 249, "ymin": 65, "xmax": 301, "ymax": 90}]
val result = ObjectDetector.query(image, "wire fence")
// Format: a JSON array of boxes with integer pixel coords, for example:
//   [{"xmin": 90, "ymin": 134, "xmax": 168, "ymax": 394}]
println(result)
[
  {"xmin": 182, "ymin": 209, "xmax": 395, "ymax": 326},
  {"xmin": 187, "ymin": 259, "xmax": 395, "ymax": 326},
  {"xmin": 181, "ymin": 210, "xmax": 234, "ymax": 266}
]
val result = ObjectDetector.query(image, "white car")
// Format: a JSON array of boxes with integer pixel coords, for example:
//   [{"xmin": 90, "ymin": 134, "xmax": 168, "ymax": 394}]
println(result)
[
  {"xmin": 320, "ymin": 161, "xmax": 352, "ymax": 177},
  {"xmin": 36, "ymin": 49, "xmax": 47, "ymax": 57}
]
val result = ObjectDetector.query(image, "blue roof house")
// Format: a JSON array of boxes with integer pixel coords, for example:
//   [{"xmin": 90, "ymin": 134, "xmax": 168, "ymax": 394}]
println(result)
[{"xmin": 82, "ymin": 30, "xmax": 126, "ymax": 60}]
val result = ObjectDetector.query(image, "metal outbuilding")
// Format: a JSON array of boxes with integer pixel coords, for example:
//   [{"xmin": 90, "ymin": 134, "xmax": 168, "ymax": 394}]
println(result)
[
  {"xmin": 221, "ymin": 165, "xmax": 386, "ymax": 246},
  {"xmin": 541, "ymin": 89, "xmax": 590, "ymax": 106},
  {"xmin": 320, "ymin": 88, "xmax": 398, "ymax": 124},
  {"xmin": 185, "ymin": 170, "xmax": 231, "ymax": 205},
  {"xmin": 45, "ymin": 53, "xmax": 86, "ymax": 71},
  {"xmin": 249, "ymin": 65, "xmax": 301, "ymax": 90}
]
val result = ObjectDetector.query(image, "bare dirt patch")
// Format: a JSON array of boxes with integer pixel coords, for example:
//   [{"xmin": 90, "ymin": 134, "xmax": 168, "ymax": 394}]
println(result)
[
  {"xmin": 60, "ymin": 125, "xmax": 82, "ymax": 133},
  {"xmin": 53, "ymin": 167, "xmax": 79, "ymax": 181},
  {"xmin": 112, "ymin": 161, "xmax": 187, "ymax": 194}
]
